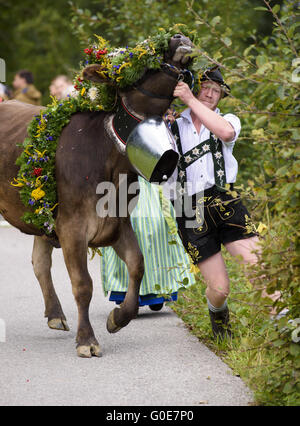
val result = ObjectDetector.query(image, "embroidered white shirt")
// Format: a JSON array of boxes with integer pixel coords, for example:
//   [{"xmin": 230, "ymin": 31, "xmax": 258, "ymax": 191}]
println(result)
[{"xmin": 166, "ymin": 107, "xmax": 241, "ymax": 197}]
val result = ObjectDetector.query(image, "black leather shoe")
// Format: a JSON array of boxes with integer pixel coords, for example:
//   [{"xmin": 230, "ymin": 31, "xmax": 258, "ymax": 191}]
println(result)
[
  {"xmin": 149, "ymin": 303, "xmax": 164, "ymax": 311},
  {"xmin": 209, "ymin": 306, "xmax": 232, "ymax": 339}
]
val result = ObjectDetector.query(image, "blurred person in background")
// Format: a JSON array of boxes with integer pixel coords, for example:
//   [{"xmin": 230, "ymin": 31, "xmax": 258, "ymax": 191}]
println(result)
[
  {"xmin": 12, "ymin": 70, "xmax": 41, "ymax": 105},
  {"xmin": 49, "ymin": 75, "xmax": 75, "ymax": 100},
  {"xmin": 0, "ymin": 83, "xmax": 11, "ymax": 102}
]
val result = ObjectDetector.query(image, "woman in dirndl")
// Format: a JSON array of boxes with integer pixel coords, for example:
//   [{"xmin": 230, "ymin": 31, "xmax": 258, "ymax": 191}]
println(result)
[{"xmin": 100, "ymin": 176, "xmax": 195, "ymax": 311}]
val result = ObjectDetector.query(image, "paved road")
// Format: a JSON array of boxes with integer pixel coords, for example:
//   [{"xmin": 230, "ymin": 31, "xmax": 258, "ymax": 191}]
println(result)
[{"xmin": 0, "ymin": 225, "xmax": 253, "ymax": 406}]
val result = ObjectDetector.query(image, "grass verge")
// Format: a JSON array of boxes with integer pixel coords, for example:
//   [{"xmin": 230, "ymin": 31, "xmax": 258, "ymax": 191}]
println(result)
[{"xmin": 171, "ymin": 250, "xmax": 300, "ymax": 406}]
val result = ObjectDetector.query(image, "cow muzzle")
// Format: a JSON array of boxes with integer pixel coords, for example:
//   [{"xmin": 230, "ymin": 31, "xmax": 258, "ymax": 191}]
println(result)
[{"xmin": 170, "ymin": 34, "xmax": 193, "ymax": 64}]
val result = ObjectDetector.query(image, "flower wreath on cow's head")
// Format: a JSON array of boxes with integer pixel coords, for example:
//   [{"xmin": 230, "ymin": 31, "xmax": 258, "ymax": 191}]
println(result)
[{"xmin": 12, "ymin": 25, "xmax": 201, "ymax": 235}]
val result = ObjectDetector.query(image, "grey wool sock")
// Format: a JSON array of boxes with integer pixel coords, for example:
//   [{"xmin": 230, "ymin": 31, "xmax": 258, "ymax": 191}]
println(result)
[{"xmin": 207, "ymin": 298, "xmax": 228, "ymax": 313}]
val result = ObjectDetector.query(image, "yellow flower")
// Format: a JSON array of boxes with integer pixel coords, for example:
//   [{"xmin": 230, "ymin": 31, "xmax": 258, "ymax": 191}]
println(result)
[
  {"xmin": 190, "ymin": 263, "xmax": 199, "ymax": 275},
  {"xmin": 34, "ymin": 176, "xmax": 43, "ymax": 187},
  {"xmin": 133, "ymin": 45, "xmax": 148, "ymax": 59},
  {"xmin": 94, "ymin": 34, "xmax": 108, "ymax": 49},
  {"xmin": 50, "ymin": 95, "xmax": 58, "ymax": 106},
  {"xmin": 31, "ymin": 187, "xmax": 45, "ymax": 201},
  {"xmin": 24, "ymin": 145, "xmax": 34, "ymax": 156},
  {"xmin": 11, "ymin": 178, "xmax": 24, "ymax": 187},
  {"xmin": 11, "ymin": 173, "xmax": 30, "ymax": 187},
  {"xmin": 137, "ymin": 48, "xmax": 148, "ymax": 59},
  {"xmin": 34, "ymin": 149, "xmax": 47, "ymax": 158},
  {"xmin": 81, "ymin": 87, "xmax": 86, "ymax": 96},
  {"xmin": 117, "ymin": 62, "xmax": 131, "ymax": 74},
  {"xmin": 96, "ymin": 69, "xmax": 109, "ymax": 80},
  {"xmin": 257, "ymin": 222, "xmax": 268, "ymax": 235},
  {"xmin": 36, "ymin": 113, "xmax": 47, "ymax": 137},
  {"xmin": 50, "ymin": 203, "xmax": 59, "ymax": 211}
]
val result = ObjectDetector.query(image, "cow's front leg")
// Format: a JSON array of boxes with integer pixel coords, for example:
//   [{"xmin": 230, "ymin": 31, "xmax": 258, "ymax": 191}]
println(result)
[
  {"xmin": 107, "ymin": 220, "xmax": 144, "ymax": 333},
  {"xmin": 58, "ymin": 225, "xmax": 101, "ymax": 358}
]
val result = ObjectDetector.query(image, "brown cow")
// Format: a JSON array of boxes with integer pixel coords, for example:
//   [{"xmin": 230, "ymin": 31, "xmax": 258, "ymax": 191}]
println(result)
[{"xmin": 0, "ymin": 34, "xmax": 193, "ymax": 357}]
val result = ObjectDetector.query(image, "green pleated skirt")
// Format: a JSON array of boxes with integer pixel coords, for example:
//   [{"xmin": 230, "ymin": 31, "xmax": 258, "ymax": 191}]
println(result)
[{"xmin": 100, "ymin": 177, "xmax": 195, "ymax": 301}]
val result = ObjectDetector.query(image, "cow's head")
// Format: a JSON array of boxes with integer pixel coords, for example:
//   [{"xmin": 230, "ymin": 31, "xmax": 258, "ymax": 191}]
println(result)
[
  {"xmin": 82, "ymin": 33, "xmax": 194, "ymax": 116},
  {"xmin": 165, "ymin": 33, "xmax": 193, "ymax": 65}
]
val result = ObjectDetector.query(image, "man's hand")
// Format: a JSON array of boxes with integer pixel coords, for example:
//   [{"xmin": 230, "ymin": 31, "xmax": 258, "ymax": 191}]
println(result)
[
  {"xmin": 173, "ymin": 81, "xmax": 195, "ymax": 106},
  {"xmin": 165, "ymin": 108, "xmax": 177, "ymax": 124}
]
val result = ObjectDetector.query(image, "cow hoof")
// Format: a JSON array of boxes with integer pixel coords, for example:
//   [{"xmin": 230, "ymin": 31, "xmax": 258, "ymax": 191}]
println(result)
[
  {"xmin": 77, "ymin": 344, "xmax": 102, "ymax": 358},
  {"xmin": 106, "ymin": 309, "xmax": 122, "ymax": 334},
  {"xmin": 48, "ymin": 318, "xmax": 70, "ymax": 331}
]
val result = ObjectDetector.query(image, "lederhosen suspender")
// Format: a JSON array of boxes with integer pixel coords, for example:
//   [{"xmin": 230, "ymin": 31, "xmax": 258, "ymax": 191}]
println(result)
[{"xmin": 171, "ymin": 121, "xmax": 227, "ymax": 196}]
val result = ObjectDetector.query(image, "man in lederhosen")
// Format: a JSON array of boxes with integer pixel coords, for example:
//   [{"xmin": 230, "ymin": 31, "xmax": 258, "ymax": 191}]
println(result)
[{"xmin": 168, "ymin": 67, "xmax": 260, "ymax": 339}]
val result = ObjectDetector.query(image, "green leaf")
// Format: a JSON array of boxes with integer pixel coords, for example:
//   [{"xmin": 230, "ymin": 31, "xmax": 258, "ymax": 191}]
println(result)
[
  {"xmin": 222, "ymin": 37, "xmax": 232, "ymax": 47},
  {"xmin": 254, "ymin": 7, "xmax": 268, "ymax": 11},
  {"xmin": 254, "ymin": 115, "xmax": 268, "ymax": 127},
  {"xmin": 240, "ymin": 317, "xmax": 249, "ymax": 327},
  {"xmin": 283, "ymin": 382, "xmax": 294, "ymax": 394},
  {"xmin": 289, "ymin": 343, "xmax": 300, "ymax": 357},
  {"xmin": 276, "ymin": 165, "xmax": 288, "ymax": 177},
  {"xmin": 272, "ymin": 4, "xmax": 280, "ymax": 14},
  {"xmin": 256, "ymin": 55, "xmax": 268, "ymax": 67},
  {"xmin": 210, "ymin": 16, "xmax": 221, "ymax": 27},
  {"xmin": 277, "ymin": 85, "xmax": 285, "ymax": 100}
]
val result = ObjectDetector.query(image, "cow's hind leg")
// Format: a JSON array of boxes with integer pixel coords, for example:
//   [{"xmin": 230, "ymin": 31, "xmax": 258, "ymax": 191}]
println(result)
[
  {"xmin": 107, "ymin": 222, "xmax": 144, "ymax": 333},
  {"xmin": 32, "ymin": 236, "xmax": 69, "ymax": 331},
  {"xmin": 58, "ymin": 226, "xmax": 102, "ymax": 358}
]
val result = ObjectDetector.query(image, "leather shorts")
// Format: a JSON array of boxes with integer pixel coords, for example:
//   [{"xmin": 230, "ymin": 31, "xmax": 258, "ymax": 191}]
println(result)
[{"xmin": 175, "ymin": 185, "xmax": 258, "ymax": 264}]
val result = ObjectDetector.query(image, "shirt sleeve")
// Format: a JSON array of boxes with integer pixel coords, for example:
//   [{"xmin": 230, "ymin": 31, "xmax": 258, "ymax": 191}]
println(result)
[{"xmin": 221, "ymin": 113, "xmax": 241, "ymax": 148}]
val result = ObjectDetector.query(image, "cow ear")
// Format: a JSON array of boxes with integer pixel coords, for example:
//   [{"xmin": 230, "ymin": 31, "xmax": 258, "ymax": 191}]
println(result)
[{"xmin": 83, "ymin": 64, "xmax": 112, "ymax": 84}]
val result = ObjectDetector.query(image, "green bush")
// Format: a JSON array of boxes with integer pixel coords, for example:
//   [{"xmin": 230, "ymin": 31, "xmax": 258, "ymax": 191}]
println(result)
[{"xmin": 173, "ymin": 0, "xmax": 300, "ymax": 406}]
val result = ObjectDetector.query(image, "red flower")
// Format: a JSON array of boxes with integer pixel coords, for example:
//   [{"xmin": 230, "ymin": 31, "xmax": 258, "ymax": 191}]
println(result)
[
  {"xmin": 96, "ymin": 48, "xmax": 108, "ymax": 59},
  {"xmin": 33, "ymin": 168, "xmax": 42, "ymax": 177},
  {"xmin": 84, "ymin": 48, "xmax": 93, "ymax": 55}
]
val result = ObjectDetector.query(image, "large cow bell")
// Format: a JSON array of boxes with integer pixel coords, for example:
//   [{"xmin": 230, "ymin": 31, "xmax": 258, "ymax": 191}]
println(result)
[{"xmin": 126, "ymin": 116, "xmax": 179, "ymax": 184}]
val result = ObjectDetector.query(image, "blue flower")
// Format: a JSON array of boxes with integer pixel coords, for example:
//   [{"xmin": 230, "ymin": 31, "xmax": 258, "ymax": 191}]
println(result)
[
  {"xmin": 28, "ymin": 199, "xmax": 35, "ymax": 206},
  {"xmin": 129, "ymin": 52, "xmax": 134, "ymax": 58}
]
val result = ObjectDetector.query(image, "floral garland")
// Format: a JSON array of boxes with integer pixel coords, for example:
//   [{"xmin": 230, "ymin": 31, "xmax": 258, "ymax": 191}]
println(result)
[
  {"xmin": 12, "ymin": 95, "xmax": 99, "ymax": 234},
  {"xmin": 12, "ymin": 25, "xmax": 200, "ymax": 235}
]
